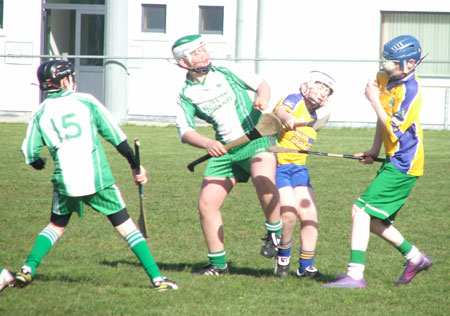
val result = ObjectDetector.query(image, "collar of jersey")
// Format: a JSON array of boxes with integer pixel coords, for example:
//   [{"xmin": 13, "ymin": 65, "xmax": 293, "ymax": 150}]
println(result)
[
  {"xmin": 387, "ymin": 72, "xmax": 415, "ymax": 90},
  {"xmin": 47, "ymin": 89, "xmax": 74, "ymax": 98}
]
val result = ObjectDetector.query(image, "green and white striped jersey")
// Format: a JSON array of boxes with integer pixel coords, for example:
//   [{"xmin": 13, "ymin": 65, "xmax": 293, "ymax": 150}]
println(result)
[
  {"xmin": 21, "ymin": 90, "xmax": 127, "ymax": 197},
  {"xmin": 175, "ymin": 65, "xmax": 263, "ymax": 144}
]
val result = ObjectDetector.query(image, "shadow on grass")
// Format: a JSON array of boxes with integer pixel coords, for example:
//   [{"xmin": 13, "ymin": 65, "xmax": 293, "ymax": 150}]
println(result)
[
  {"xmin": 99, "ymin": 259, "xmax": 332, "ymax": 282},
  {"xmin": 100, "ymin": 259, "xmax": 274, "ymax": 277}
]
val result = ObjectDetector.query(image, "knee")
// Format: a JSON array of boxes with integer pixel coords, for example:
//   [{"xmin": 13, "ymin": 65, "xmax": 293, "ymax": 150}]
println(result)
[
  {"xmin": 280, "ymin": 206, "xmax": 297, "ymax": 223},
  {"xmin": 49, "ymin": 213, "xmax": 72, "ymax": 237},
  {"xmin": 351, "ymin": 204, "xmax": 362, "ymax": 218},
  {"xmin": 47, "ymin": 222, "xmax": 66, "ymax": 237}
]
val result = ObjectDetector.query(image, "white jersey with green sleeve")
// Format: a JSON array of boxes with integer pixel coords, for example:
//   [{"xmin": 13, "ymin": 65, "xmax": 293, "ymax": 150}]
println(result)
[
  {"xmin": 175, "ymin": 65, "xmax": 263, "ymax": 144},
  {"xmin": 21, "ymin": 90, "xmax": 127, "ymax": 197}
]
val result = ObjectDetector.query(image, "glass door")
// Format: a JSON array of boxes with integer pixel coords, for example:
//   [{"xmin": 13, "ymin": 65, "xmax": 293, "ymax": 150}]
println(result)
[
  {"xmin": 43, "ymin": 4, "xmax": 105, "ymax": 102},
  {"xmin": 75, "ymin": 10, "xmax": 105, "ymax": 101}
]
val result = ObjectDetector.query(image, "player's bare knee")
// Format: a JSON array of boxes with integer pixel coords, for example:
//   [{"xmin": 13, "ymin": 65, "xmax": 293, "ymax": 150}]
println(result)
[
  {"xmin": 351, "ymin": 204, "xmax": 362, "ymax": 218},
  {"xmin": 47, "ymin": 222, "xmax": 66, "ymax": 237}
]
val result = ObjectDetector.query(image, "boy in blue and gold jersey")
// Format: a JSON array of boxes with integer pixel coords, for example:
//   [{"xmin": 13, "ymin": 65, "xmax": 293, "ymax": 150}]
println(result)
[
  {"xmin": 376, "ymin": 70, "xmax": 423, "ymax": 176},
  {"xmin": 273, "ymin": 71, "xmax": 336, "ymax": 278},
  {"xmin": 324, "ymin": 35, "xmax": 432, "ymax": 289}
]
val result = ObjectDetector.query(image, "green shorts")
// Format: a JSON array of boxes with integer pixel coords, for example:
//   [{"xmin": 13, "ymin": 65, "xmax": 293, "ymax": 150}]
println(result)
[
  {"xmin": 51, "ymin": 184, "xmax": 126, "ymax": 218},
  {"xmin": 355, "ymin": 161, "xmax": 418, "ymax": 224},
  {"xmin": 204, "ymin": 136, "xmax": 276, "ymax": 183}
]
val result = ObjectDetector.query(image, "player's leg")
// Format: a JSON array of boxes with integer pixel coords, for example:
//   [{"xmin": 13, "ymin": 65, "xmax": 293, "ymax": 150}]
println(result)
[
  {"xmin": 274, "ymin": 185, "xmax": 297, "ymax": 277},
  {"xmin": 323, "ymin": 203, "xmax": 370, "ymax": 288},
  {"xmin": 368, "ymin": 166, "xmax": 431, "ymax": 285},
  {"xmin": 0, "ymin": 266, "xmax": 14, "ymax": 292},
  {"xmin": 193, "ymin": 176, "xmax": 235, "ymax": 275},
  {"xmin": 90, "ymin": 185, "xmax": 177, "ymax": 290},
  {"xmin": 324, "ymin": 163, "xmax": 425, "ymax": 288},
  {"xmin": 111, "ymin": 213, "xmax": 177, "ymax": 290},
  {"xmin": 295, "ymin": 186, "xmax": 322, "ymax": 278},
  {"xmin": 16, "ymin": 192, "xmax": 74, "ymax": 287},
  {"xmin": 370, "ymin": 219, "xmax": 432, "ymax": 285},
  {"xmin": 251, "ymin": 152, "xmax": 282, "ymax": 258}
]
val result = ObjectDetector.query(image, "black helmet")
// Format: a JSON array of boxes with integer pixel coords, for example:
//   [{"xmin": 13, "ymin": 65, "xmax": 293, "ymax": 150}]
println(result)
[{"xmin": 37, "ymin": 60, "xmax": 75, "ymax": 91}]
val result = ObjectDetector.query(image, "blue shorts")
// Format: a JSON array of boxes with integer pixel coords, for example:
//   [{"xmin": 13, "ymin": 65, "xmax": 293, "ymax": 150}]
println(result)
[{"xmin": 275, "ymin": 164, "xmax": 312, "ymax": 189}]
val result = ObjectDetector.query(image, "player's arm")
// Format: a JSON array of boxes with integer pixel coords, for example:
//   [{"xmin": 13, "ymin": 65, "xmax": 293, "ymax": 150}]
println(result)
[
  {"xmin": 274, "ymin": 106, "xmax": 297, "ymax": 131},
  {"xmin": 115, "ymin": 140, "xmax": 147, "ymax": 185},
  {"xmin": 181, "ymin": 130, "xmax": 226, "ymax": 157},
  {"xmin": 88, "ymin": 100, "xmax": 146, "ymax": 184},
  {"xmin": 355, "ymin": 119, "xmax": 383, "ymax": 164},
  {"xmin": 175, "ymin": 98, "xmax": 227, "ymax": 157},
  {"xmin": 21, "ymin": 118, "xmax": 46, "ymax": 170},
  {"xmin": 365, "ymin": 80, "xmax": 388, "ymax": 127},
  {"xmin": 253, "ymin": 79, "xmax": 271, "ymax": 111}
]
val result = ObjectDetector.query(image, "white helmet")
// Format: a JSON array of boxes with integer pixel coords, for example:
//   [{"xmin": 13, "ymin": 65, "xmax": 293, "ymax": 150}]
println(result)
[
  {"xmin": 301, "ymin": 71, "xmax": 336, "ymax": 110},
  {"xmin": 303, "ymin": 71, "xmax": 336, "ymax": 95},
  {"xmin": 172, "ymin": 34, "xmax": 206, "ymax": 62}
]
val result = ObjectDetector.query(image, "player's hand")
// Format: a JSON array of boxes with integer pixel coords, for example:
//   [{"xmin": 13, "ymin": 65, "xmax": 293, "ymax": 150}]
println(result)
[
  {"xmin": 132, "ymin": 165, "xmax": 148, "ymax": 185},
  {"xmin": 205, "ymin": 139, "xmax": 227, "ymax": 157},
  {"xmin": 354, "ymin": 151, "xmax": 376, "ymax": 164},
  {"xmin": 364, "ymin": 80, "xmax": 380, "ymax": 105},
  {"xmin": 253, "ymin": 97, "xmax": 269, "ymax": 111},
  {"xmin": 283, "ymin": 116, "xmax": 300, "ymax": 131},
  {"xmin": 30, "ymin": 157, "xmax": 47, "ymax": 170}
]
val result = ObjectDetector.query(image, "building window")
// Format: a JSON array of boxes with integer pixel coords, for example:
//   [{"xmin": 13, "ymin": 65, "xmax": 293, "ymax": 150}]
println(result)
[
  {"xmin": 199, "ymin": 6, "xmax": 224, "ymax": 35},
  {"xmin": 381, "ymin": 11, "xmax": 450, "ymax": 78},
  {"xmin": 0, "ymin": 0, "xmax": 3, "ymax": 29},
  {"xmin": 142, "ymin": 4, "xmax": 166, "ymax": 33}
]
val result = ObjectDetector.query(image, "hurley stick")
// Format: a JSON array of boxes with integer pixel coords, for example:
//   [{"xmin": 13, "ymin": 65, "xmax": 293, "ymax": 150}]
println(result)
[
  {"xmin": 266, "ymin": 146, "xmax": 385, "ymax": 162},
  {"xmin": 134, "ymin": 138, "xmax": 149, "ymax": 238},
  {"xmin": 187, "ymin": 113, "xmax": 282, "ymax": 172}
]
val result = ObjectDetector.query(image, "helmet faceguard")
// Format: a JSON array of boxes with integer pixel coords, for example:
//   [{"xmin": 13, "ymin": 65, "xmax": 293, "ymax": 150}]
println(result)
[
  {"xmin": 172, "ymin": 34, "xmax": 211, "ymax": 74},
  {"xmin": 300, "ymin": 71, "xmax": 336, "ymax": 110},
  {"xmin": 37, "ymin": 60, "xmax": 76, "ymax": 92},
  {"xmin": 381, "ymin": 35, "xmax": 422, "ymax": 79}
]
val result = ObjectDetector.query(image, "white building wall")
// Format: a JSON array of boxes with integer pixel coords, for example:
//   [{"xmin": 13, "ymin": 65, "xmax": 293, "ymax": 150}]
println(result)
[
  {"xmin": 0, "ymin": 0, "xmax": 42, "ymax": 113},
  {"xmin": 125, "ymin": 0, "xmax": 450, "ymax": 128},
  {"xmin": 0, "ymin": 0, "xmax": 449, "ymax": 129}
]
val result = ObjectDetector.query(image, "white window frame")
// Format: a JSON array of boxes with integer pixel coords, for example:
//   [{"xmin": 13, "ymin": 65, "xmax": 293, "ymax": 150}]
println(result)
[
  {"xmin": 141, "ymin": 3, "xmax": 166, "ymax": 33},
  {"xmin": 199, "ymin": 5, "xmax": 224, "ymax": 35}
]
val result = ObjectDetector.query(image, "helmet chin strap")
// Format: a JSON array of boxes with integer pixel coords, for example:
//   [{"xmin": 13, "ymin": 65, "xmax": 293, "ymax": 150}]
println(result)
[
  {"xmin": 304, "ymin": 97, "xmax": 322, "ymax": 111},
  {"xmin": 191, "ymin": 63, "xmax": 212, "ymax": 74},
  {"xmin": 177, "ymin": 62, "xmax": 212, "ymax": 75},
  {"xmin": 300, "ymin": 86, "xmax": 323, "ymax": 111}
]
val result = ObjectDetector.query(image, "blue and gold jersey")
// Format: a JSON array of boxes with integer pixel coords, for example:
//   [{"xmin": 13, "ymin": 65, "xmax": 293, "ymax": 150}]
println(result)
[
  {"xmin": 376, "ymin": 71, "xmax": 424, "ymax": 176},
  {"xmin": 274, "ymin": 93, "xmax": 317, "ymax": 166}
]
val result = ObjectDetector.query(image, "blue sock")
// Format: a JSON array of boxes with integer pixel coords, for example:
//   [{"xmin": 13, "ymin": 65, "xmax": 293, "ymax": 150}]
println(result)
[
  {"xmin": 277, "ymin": 239, "xmax": 292, "ymax": 257},
  {"xmin": 298, "ymin": 249, "xmax": 315, "ymax": 273}
]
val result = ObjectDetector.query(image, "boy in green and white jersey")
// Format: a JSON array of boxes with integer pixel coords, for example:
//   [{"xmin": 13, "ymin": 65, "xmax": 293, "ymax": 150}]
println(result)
[
  {"xmin": 16, "ymin": 60, "xmax": 177, "ymax": 291},
  {"xmin": 172, "ymin": 34, "xmax": 282, "ymax": 275}
]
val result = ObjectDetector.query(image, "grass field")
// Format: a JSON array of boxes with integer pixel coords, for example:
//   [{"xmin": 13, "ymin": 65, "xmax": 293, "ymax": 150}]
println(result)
[{"xmin": 0, "ymin": 122, "xmax": 449, "ymax": 316}]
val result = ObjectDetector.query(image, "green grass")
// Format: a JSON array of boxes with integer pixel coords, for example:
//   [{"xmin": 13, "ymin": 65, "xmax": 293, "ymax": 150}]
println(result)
[{"xmin": 0, "ymin": 123, "xmax": 449, "ymax": 316}]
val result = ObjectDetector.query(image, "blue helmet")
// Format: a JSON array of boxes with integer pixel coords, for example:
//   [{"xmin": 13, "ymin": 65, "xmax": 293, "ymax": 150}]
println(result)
[{"xmin": 382, "ymin": 35, "xmax": 421, "ymax": 69}]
